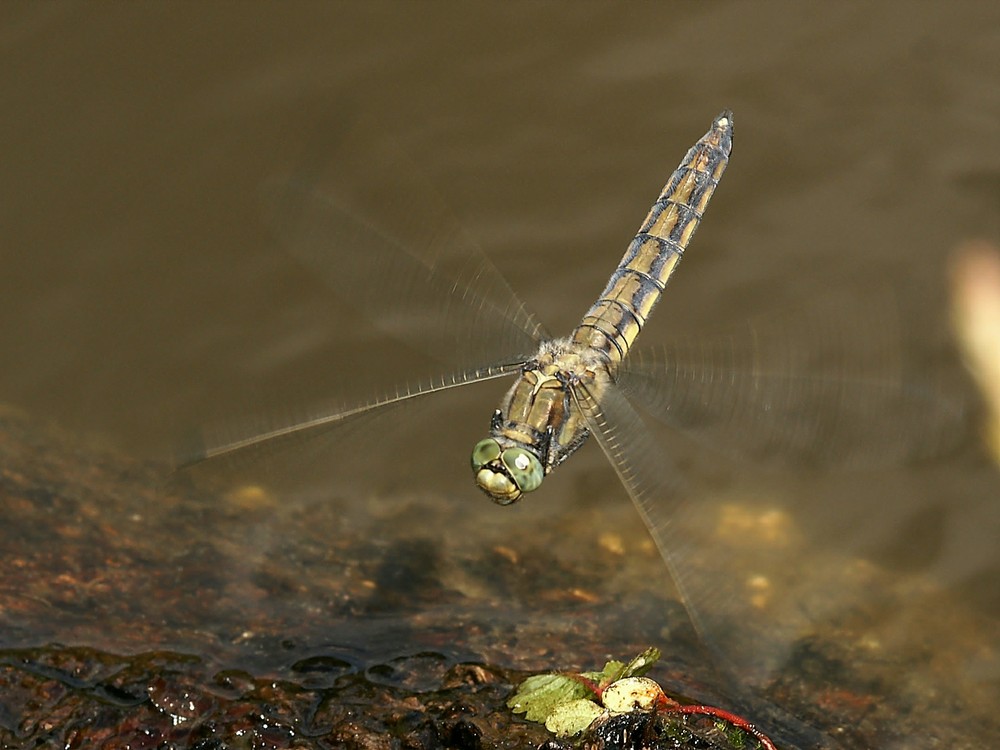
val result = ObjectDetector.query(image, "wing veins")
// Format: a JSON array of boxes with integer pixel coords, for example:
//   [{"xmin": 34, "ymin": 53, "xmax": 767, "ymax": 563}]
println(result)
[{"xmin": 178, "ymin": 362, "xmax": 523, "ymax": 469}]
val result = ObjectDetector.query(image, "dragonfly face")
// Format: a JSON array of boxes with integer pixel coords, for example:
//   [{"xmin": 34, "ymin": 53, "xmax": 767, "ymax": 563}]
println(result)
[{"xmin": 471, "ymin": 436, "xmax": 544, "ymax": 504}]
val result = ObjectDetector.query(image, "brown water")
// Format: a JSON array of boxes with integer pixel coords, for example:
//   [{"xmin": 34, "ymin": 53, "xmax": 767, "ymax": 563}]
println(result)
[{"xmin": 1, "ymin": 3, "xmax": 998, "ymax": 748}]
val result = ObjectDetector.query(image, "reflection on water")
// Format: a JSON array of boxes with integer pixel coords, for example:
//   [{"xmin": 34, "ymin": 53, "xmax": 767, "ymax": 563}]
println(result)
[{"xmin": 1, "ymin": 2, "xmax": 998, "ymax": 748}]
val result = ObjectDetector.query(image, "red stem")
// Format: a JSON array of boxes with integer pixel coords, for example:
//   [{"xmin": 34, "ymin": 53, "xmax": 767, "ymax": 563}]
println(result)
[{"xmin": 656, "ymin": 696, "xmax": 778, "ymax": 750}]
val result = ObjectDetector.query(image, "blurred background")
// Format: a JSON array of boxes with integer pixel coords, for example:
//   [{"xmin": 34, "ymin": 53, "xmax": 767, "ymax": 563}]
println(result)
[{"xmin": 0, "ymin": 3, "xmax": 997, "ymax": 748}]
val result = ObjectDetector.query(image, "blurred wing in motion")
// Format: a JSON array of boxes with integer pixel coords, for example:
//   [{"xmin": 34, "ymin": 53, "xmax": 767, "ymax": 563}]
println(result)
[
  {"xmin": 618, "ymin": 288, "xmax": 968, "ymax": 469},
  {"xmin": 176, "ymin": 363, "xmax": 523, "ymax": 471},
  {"xmin": 262, "ymin": 117, "xmax": 547, "ymax": 370},
  {"xmin": 574, "ymin": 380, "xmax": 845, "ymax": 750},
  {"xmin": 585, "ymin": 287, "xmax": 971, "ymax": 748},
  {"xmin": 177, "ymin": 119, "xmax": 548, "ymax": 474}
]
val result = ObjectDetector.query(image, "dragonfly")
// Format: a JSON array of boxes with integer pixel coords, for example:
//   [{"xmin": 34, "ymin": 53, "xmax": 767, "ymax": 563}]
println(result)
[
  {"xmin": 188, "ymin": 114, "xmax": 729, "ymax": 475},
  {"xmin": 187, "ymin": 110, "xmax": 733, "ymax": 505},
  {"xmin": 470, "ymin": 113, "xmax": 732, "ymax": 504},
  {"xmin": 182, "ymin": 112, "xmax": 961, "ymax": 739}
]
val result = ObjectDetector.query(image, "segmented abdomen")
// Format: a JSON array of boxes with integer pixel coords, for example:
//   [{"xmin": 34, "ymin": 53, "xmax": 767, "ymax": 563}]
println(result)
[{"xmin": 571, "ymin": 111, "xmax": 734, "ymax": 365}]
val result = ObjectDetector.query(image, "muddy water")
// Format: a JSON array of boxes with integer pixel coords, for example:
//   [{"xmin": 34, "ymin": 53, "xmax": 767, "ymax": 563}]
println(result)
[{"xmin": 1, "ymin": 3, "xmax": 998, "ymax": 748}]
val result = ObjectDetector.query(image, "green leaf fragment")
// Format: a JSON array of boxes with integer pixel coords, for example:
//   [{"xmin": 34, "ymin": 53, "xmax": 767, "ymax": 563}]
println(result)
[
  {"xmin": 581, "ymin": 659, "xmax": 626, "ymax": 688},
  {"xmin": 544, "ymin": 698, "xmax": 605, "ymax": 737},
  {"xmin": 508, "ymin": 648, "xmax": 665, "ymax": 729},
  {"xmin": 621, "ymin": 647, "xmax": 661, "ymax": 679},
  {"xmin": 507, "ymin": 674, "xmax": 592, "ymax": 723}
]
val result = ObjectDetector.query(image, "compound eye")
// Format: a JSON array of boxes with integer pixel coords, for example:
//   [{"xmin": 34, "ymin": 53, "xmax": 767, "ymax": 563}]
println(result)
[
  {"xmin": 471, "ymin": 438, "xmax": 501, "ymax": 470},
  {"xmin": 500, "ymin": 448, "xmax": 544, "ymax": 493}
]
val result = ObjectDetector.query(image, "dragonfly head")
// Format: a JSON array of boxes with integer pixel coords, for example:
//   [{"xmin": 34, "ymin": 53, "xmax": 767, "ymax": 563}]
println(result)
[{"xmin": 471, "ymin": 438, "xmax": 544, "ymax": 505}]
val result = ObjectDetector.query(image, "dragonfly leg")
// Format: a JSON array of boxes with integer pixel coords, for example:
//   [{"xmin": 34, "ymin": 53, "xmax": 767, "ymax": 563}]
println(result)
[{"xmin": 538, "ymin": 425, "xmax": 555, "ymax": 470}]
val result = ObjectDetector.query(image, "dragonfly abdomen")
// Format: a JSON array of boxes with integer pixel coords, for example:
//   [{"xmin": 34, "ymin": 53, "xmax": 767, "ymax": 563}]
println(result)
[{"xmin": 571, "ymin": 112, "xmax": 733, "ymax": 365}]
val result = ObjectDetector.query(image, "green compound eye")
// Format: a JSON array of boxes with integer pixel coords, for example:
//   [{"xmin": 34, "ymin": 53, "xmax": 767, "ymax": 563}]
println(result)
[
  {"xmin": 471, "ymin": 438, "xmax": 501, "ymax": 470},
  {"xmin": 500, "ymin": 448, "xmax": 544, "ymax": 493}
]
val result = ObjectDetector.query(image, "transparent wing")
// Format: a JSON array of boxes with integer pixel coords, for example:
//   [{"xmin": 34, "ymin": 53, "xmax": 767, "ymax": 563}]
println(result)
[
  {"xmin": 176, "ymin": 363, "xmax": 523, "ymax": 471},
  {"xmin": 262, "ymin": 117, "xmax": 548, "ymax": 370},
  {"xmin": 618, "ymin": 289, "xmax": 968, "ymax": 468},
  {"xmin": 573, "ymin": 382, "xmax": 846, "ymax": 750},
  {"xmin": 178, "ymin": 119, "xmax": 547, "ymax": 472}
]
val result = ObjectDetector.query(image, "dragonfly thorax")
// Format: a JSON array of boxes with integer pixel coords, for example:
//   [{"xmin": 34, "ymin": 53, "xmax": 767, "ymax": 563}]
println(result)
[{"xmin": 472, "ymin": 338, "xmax": 613, "ymax": 504}]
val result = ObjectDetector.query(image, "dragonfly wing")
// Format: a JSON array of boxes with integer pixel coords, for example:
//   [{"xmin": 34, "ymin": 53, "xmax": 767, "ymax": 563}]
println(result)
[
  {"xmin": 618, "ymin": 289, "xmax": 968, "ymax": 468},
  {"xmin": 176, "ymin": 121, "xmax": 546, "ymax": 478},
  {"xmin": 572, "ymin": 380, "xmax": 713, "ymax": 636},
  {"xmin": 262, "ymin": 118, "xmax": 547, "ymax": 371},
  {"xmin": 175, "ymin": 362, "xmax": 523, "ymax": 474},
  {"xmin": 573, "ymin": 381, "xmax": 845, "ymax": 749}
]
